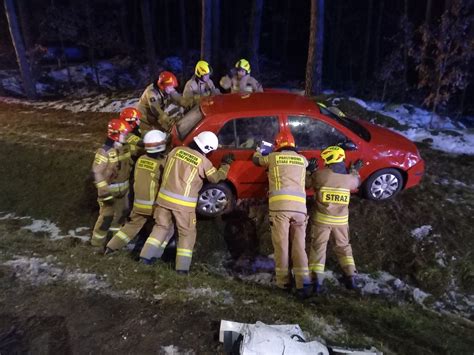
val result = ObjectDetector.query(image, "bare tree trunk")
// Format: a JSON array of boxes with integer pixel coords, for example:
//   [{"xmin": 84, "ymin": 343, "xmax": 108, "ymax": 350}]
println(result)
[
  {"xmin": 361, "ymin": 0, "xmax": 373, "ymax": 88},
  {"xmin": 212, "ymin": 0, "xmax": 221, "ymax": 72},
  {"xmin": 281, "ymin": 0, "xmax": 291, "ymax": 66},
  {"xmin": 163, "ymin": 0, "xmax": 171, "ymax": 51},
  {"xmin": 305, "ymin": 0, "xmax": 324, "ymax": 95},
  {"xmin": 141, "ymin": 0, "xmax": 158, "ymax": 79},
  {"xmin": 201, "ymin": 0, "xmax": 212, "ymax": 61},
  {"xmin": 119, "ymin": 0, "xmax": 131, "ymax": 51},
  {"xmin": 330, "ymin": 0, "xmax": 343, "ymax": 88},
  {"xmin": 4, "ymin": 0, "xmax": 36, "ymax": 99},
  {"xmin": 374, "ymin": 0, "xmax": 384, "ymax": 71},
  {"xmin": 179, "ymin": 0, "xmax": 188, "ymax": 83},
  {"xmin": 58, "ymin": 35, "xmax": 73, "ymax": 89},
  {"xmin": 425, "ymin": 0, "xmax": 432, "ymax": 25},
  {"xmin": 403, "ymin": 0, "xmax": 409, "ymax": 98},
  {"xmin": 248, "ymin": 0, "xmax": 263, "ymax": 78},
  {"xmin": 84, "ymin": 0, "xmax": 100, "ymax": 88}
]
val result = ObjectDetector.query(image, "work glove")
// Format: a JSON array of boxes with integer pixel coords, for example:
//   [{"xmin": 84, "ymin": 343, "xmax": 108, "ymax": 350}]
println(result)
[
  {"xmin": 307, "ymin": 157, "xmax": 318, "ymax": 173},
  {"xmin": 221, "ymin": 153, "xmax": 235, "ymax": 165},
  {"xmin": 350, "ymin": 159, "xmax": 364, "ymax": 172}
]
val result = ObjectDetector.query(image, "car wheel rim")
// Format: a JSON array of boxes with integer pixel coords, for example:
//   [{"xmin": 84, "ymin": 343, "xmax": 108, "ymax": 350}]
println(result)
[
  {"xmin": 370, "ymin": 173, "xmax": 399, "ymax": 199},
  {"xmin": 198, "ymin": 188, "xmax": 228, "ymax": 214}
]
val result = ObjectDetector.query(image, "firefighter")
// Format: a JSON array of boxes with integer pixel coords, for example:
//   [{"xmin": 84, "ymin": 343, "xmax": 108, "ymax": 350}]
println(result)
[
  {"xmin": 183, "ymin": 60, "xmax": 220, "ymax": 106},
  {"xmin": 220, "ymin": 59, "xmax": 263, "ymax": 93},
  {"xmin": 136, "ymin": 71, "xmax": 188, "ymax": 134},
  {"xmin": 105, "ymin": 130, "xmax": 174, "ymax": 254},
  {"xmin": 120, "ymin": 107, "xmax": 143, "ymax": 157},
  {"xmin": 307, "ymin": 146, "xmax": 363, "ymax": 292},
  {"xmin": 252, "ymin": 131, "xmax": 312, "ymax": 298},
  {"xmin": 91, "ymin": 119, "xmax": 133, "ymax": 248},
  {"xmin": 140, "ymin": 131, "xmax": 235, "ymax": 273}
]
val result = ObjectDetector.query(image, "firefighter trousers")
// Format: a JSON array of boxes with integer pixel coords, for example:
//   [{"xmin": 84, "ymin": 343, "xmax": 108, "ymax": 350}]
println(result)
[
  {"xmin": 140, "ymin": 206, "xmax": 196, "ymax": 271},
  {"xmin": 269, "ymin": 211, "xmax": 310, "ymax": 289},
  {"xmin": 309, "ymin": 223, "xmax": 355, "ymax": 283},
  {"xmin": 106, "ymin": 211, "xmax": 152, "ymax": 251},
  {"xmin": 91, "ymin": 192, "xmax": 129, "ymax": 247}
]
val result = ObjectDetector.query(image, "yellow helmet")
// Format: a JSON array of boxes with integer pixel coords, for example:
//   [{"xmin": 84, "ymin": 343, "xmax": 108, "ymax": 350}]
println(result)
[
  {"xmin": 235, "ymin": 58, "xmax": 251, "ymax": 73},
  {"xmin": 195, "ymin": 60, "xmax": 212, "ymax": 78},
  {"xmin": 321, "ymin": 146, "xmax": 346, "ymax": 165}
]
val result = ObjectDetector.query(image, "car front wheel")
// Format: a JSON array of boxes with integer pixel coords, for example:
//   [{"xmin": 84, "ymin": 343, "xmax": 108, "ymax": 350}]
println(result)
[
  {"xmin": 197, "ymin": 183, "xmax": 235, "ymax": 217},
  {"xmin": 363, "ymin": 168, "xmax": 403, "ymax": 200}
]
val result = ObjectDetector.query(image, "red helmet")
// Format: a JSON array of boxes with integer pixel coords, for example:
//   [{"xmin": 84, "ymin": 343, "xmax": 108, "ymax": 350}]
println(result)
[
  {"xmin": 119, "ymin": 107, "xmax": 142, "ymax": 129},
  {"xmin": 107, "ymin": 119, "xmax": 131, "ymax": 142},
  {"xmin": 157, "ymin": 71, "xmax": 178, "ymax": 91},
  {"xmin": 274, "ymin": 131, "xmax": 296, "ymax": 151}
]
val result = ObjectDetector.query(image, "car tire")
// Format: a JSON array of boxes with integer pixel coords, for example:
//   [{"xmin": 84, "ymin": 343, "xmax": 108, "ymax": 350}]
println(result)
[
  {"xmin": 197, "ymin": 182, "xmax": 235, "ymax": 217},
  {"xmin": 362, "ymin": 168, "xmax": 403, "ymax": 200}
]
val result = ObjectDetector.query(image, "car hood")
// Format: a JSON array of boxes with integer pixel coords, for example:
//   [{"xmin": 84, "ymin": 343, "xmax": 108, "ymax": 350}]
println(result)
[{"xmin": 359, "ymin": 121, "xmax": 422, "ymax": 170}]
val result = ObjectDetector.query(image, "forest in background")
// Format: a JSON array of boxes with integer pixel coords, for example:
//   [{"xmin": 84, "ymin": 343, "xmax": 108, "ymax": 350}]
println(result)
[{"xmin": 1, "ymin": 0, "xmax": 473, "ymax": 116}]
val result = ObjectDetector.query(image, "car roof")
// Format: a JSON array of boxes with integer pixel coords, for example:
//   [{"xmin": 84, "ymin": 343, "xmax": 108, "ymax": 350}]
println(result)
[{"xmin": 200, "ymin": 92, "xmax": 319, "ymax": 117}]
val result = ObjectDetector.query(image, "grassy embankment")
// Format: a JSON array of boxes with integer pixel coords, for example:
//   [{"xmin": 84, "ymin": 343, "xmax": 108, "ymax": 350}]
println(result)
[{"xmin": 0, "ymin": 101, "xmax": 473, "ymax": 353}]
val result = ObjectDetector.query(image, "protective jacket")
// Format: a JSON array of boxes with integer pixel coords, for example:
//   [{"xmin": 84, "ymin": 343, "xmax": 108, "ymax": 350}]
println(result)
[
  {"xmin": 157, "ymin": 146, "xmax": 230, "ymax": 212},
  {"xmin": 136, "ymin": 83, "xmax": 186, "ymax": 131},
  {"xmin": 309, "ymin": 168, "xmax": 359, "ymax": 226},
  {"xmin": 221, "ymin": 74, "xmax": 263, "ymax": 93},
  {"xmin": 131, "ymin": 155, "xmax": 165, "ymax": 215},
  {"xmin": 92, "ymin": 144, "xmax": 132, "ymax": 199},
  {"xmin": 183, "ymin": 76, "xmax": 220, "ymax": 104},
  {"xmin": 253, "ymin": 150, "xmax": 308, "ymax": 213}
]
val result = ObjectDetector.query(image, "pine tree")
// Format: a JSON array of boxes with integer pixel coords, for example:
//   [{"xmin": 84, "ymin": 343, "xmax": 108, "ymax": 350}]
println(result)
[{"xmin": 413, "ymin": 0, "xmax": 473, "ymax": 115}]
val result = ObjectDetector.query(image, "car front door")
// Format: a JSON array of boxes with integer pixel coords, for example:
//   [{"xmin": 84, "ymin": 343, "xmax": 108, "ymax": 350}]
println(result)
[{"xmin": 210, "ymin": 115, "xmax": 280, "ymax": 199}]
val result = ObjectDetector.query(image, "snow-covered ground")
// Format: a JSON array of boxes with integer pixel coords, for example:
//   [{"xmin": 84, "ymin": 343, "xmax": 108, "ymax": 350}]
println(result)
[{"xmin": 1, "ymin": 58, "xmax": 473, "ymax": 155}]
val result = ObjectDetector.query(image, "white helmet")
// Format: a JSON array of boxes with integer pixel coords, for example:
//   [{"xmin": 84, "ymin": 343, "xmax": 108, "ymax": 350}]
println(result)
[
  {"xmin": 143, "ymin": 130, "xmax": 167, "ymax": 153},
  {"xmin": 193, "ymin": 131, "xmax": 218, "ymax": 154}
]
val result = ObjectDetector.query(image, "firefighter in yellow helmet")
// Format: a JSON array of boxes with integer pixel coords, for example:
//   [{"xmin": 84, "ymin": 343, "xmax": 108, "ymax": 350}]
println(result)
[
  {"xmin": 307, "ymin": 146, "xmax": 363, "ymax": 292},
  {"xmin": 252, "ymin": 131, "xmax": 312, "ymax": 299},
  {"xmin": 136, "ymin": 71, "xmax": 188, "ymax": 134},
  {"xmin": 140, "ymin": 131, "xmax": 235, "ymax": 273},
  {"xmin": 183, "ymin": 60, "xmax": 221, "ymax": 106},
  {"xmin": 91, "ymin": 119, "xmax": 133, "ymax": 249},
  {"xmin": 220, "ymin": 58, "xmax": 263, "ymax": 93},
  {"xmin": 105, "ymin": 130, "xmax": 174, "ymax": 254}
]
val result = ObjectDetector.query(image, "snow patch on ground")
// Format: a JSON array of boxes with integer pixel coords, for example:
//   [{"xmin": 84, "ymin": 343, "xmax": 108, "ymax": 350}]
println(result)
[
  {"xmin": 161, "ymin": 344, "xmax": 194, "ymax": 355},
  {"xmin": 410, "ymin": 225, "xmax": 433, "ymax": 241},
  {"xmin": 0, "ymin": 211, "xmax": 90, "ymax": 242},
  {"xmin": 185, "ymin": 287, "xmax": 234, "ymax": 305}
]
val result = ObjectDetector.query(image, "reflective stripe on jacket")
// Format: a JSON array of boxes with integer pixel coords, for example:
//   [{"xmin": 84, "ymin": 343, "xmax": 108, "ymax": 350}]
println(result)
[
  {"xmin": 157, "ymin": 146, "xmax": 229, "ymax": 212},
  {"xmin": 253, "ymin": 150, "xmax": 308, "ymax": 213},
  {"xmin": 309, "ymin": 167, "xmax": 360, "ymax": 226},
  {"xmin": 132, "ymin": 155, "xmax": 165, "ymax": 215}
]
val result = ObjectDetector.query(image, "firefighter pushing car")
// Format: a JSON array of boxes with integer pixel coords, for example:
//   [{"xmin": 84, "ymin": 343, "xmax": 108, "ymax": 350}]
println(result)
[
  {"xmin": 252, "ymin": 131, "xmax": 312, "ymax": 298},
  {"xmin": 105, "ymin": 130, "xmax": 173, "ymax": 254},
  {"xmin": 307, "ymin": 146, "xmax": 363, "ymax": 292},
  {"xmin": 140, "ymin": 131, "xmax": 235, "ymax": 273}
]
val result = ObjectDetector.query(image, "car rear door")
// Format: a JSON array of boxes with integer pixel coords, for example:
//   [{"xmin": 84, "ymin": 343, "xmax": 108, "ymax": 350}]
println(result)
[{"xmin": 208, "ymin": 115, "xmax": 281, "ymax": 199}]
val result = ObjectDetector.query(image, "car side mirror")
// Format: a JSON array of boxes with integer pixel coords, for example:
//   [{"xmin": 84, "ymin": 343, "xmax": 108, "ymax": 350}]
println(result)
[{"xmin": 340, "ymin": 141, "xmax": 357, "ymax": 151}]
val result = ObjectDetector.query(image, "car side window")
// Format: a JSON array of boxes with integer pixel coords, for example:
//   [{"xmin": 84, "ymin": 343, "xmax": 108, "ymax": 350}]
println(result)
[
  {"xmin": 288, "ymin": 115, "xmax": 347, "ymax": 150},
  {"xmin": 217, "ymin": 116, "xmax": 279, "ymax": 149}
]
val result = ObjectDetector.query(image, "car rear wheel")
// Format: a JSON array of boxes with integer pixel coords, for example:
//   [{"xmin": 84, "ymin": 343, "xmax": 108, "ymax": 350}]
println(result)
[
  {"xmin": 363, "ymin": 168, "xmax": 403, "ymax": 200},
  {"xmin": 197, "ymin": 183, "xmax": 235, "ymax": 217}
]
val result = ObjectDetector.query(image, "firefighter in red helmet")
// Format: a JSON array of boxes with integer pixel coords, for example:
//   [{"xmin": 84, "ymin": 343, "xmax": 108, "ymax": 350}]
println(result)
[
  {"xmin": 119, "ymin": 107, "xmax": 143, "ymax": 156},
  {"xmin": 136, "ymin": 71, "xmax": 188, "ymax": 134},
  {"xmin": 252, "ymin": 130, "xmax": 312, "ymax": 299},
  {"xmin": 90, "ymin": 119, "xmax": 133, "ymax": 249}
]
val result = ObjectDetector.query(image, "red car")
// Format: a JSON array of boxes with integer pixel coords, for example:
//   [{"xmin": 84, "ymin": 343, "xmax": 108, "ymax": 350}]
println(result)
[{"xmin": 171, "ymin": 92, "xmax": 424, "ymax": 217}]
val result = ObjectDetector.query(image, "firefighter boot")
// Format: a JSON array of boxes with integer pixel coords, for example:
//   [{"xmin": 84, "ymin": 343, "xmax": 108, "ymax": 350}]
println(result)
[
  {"xmin": 296, "ymin": 284, "xmax": 313, "ymax": 300},
  {"xmin": 314, "ymin": 281, "xmax": 323, "ymax": 295},
  {"xmin": 341, "ymin": 275, "xmax": 357, "ymax": 290},
  {"xmin": 104, "ymin": 247, "xmax": 116, "ymax": 256},
  {"xmin": 140, "ymin": 257, "xmax": 158, "ymax": 265}
]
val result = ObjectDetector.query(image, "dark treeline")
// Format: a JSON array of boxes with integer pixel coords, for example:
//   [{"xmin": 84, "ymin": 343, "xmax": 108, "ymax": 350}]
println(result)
[{"xmin": 1, "ymin": 0, "xmax": 473, "ymax": 116}]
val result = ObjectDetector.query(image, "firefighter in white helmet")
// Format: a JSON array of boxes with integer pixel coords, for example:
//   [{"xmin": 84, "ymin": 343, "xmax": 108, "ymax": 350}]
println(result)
[
  {"xmin": 220, "ymin": 58, "xmax": 263, "ymax": 93},
  {"xmin": 91, "ymin": 119, "xmax": 133, "ymax": 248},
  {"xmin": 105, "ymin": 130, "xmax": 174, "ymax": 254},
  {"xmin": 307, "ymin": 146, "xmax": 363, "ymax": 293},
  {"xmin": 183, "ymin": 60, "xmax": 221, "ymax": 106},
  {"xmin": 140, "ymin": 131, "xmax": 234, "ymax": 273}
]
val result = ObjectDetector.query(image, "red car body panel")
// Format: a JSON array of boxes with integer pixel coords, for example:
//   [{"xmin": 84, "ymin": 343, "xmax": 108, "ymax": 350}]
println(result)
[{"xmin": 170, "ymin": 92, "xmax": 424, "ymax": 199}]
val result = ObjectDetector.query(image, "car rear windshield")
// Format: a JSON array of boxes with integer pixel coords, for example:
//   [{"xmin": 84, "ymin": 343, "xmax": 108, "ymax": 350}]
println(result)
[
  {"xmin": 318, "ymin": 106, "xmax": 371, "ymax": 142},
  {"xmin": 176, "ymin": 105, "xmax": 203, "ymax": 140}
]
